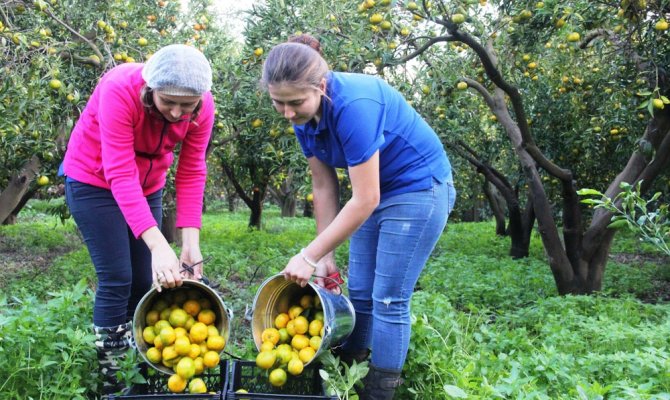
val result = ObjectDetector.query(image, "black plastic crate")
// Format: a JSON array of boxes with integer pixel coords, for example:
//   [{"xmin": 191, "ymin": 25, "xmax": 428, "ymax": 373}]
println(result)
[
  {"xmin": 109, "ymin": 361, "xmax": 227, "ymax": 400},
  {"xmin": 226, "ymin": 360, "xmax": 336, "ymax": 400}
]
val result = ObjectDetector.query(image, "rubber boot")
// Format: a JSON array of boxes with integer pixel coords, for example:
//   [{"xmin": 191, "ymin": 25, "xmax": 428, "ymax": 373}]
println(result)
[
  {"xmin": 94, "ymin": 322, "xmax": 134, "ymax": 398},
  {"xmin": 358, "ymin": 364, "xmax": 403, "ymax": 400}
]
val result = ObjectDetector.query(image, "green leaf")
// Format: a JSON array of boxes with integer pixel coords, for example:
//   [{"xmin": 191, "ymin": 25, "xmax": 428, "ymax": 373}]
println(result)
[
  {"xmin": 444, "ymin": 384, "xmax": 468, "ymax": 398},
  {"xmin": 607, "ymin": 219, "xmax": 629, "ymax": 229},
  {"xmin": 576, "ymin": 188, "xmax": 602, "ymax": 196}
]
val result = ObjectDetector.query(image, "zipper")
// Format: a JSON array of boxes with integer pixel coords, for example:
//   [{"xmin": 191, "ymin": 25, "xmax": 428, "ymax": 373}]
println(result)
[{"xmin": 142, "ymin": 120, "xmax": 168, "ymax": 187}]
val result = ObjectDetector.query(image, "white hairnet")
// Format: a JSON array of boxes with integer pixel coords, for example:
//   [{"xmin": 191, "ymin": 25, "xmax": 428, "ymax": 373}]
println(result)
[{"xmin": 141, "ymin": 44, "xmax": 212, "ymax": 96}]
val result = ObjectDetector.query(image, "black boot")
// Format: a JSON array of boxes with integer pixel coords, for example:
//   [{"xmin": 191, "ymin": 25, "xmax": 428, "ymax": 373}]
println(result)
[
  {"xmin": 358, "ymin": 364, "xmax": 403, "ymax": 400},
  {"xmin": 94, "ymin": 322, "xmax": 134, "ymax": 398}
]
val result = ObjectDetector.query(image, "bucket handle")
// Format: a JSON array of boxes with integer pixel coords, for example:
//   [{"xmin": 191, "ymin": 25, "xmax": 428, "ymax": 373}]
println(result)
[{"xmin": 313, "ymin": 272, "xmax": 345, "ymax": 295}]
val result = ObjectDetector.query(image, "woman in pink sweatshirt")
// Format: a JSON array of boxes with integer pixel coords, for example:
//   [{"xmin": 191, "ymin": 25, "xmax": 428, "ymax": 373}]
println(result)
[{"xmin": 61, "ymin": 44, "xmax": 214, "ymax": 396}]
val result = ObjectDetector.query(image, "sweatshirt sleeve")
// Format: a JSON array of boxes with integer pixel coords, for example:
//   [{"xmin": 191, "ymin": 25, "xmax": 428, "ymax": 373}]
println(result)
[
  {"xmin": 174, "ymin": 92, "xmax": 214, "ymax": 229},
  {"xmin": 97, "ymin": 79, "xmax": 158, "ymax": 238}
]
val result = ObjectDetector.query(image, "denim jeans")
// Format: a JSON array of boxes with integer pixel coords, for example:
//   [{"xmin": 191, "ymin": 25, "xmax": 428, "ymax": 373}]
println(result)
[
  {"xmin": 342, "ymin": 179, "xmax": 456, "ymax": 371},
  {"xmin": 65, "ymin": 180, "xmax": 162, "ymax": 327}
]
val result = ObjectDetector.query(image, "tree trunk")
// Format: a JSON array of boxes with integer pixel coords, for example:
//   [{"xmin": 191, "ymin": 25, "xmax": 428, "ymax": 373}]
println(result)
[
  {"xmin": 0, "ymin": 155, "xmax": 41, "ymax": 225},
  {"xmin": 484, "ymin": 182, "xmax": 507, "ymax": 236},
  {"xmin": 280, "ymin": 195, "xmax": 296, "ymax": 217},
  {"xmin": 161, "ymin": 207, "xmax": 178, "ymax": 245},
  {"xmin": 249, "ymin": 189, "xmax": 263, "ymax": 229},
  {"xmin": 303, "ymin": 199, "xmax": 313, "ymax": 218}
]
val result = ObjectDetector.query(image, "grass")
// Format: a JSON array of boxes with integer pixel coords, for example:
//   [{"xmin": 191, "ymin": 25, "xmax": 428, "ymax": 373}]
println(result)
[{"xmin": 1, "ymin": 200, "xmax": 669, "ymax": 399}]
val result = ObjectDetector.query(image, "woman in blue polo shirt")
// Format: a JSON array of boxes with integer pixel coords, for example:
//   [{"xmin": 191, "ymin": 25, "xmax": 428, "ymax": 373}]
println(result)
[{"xmin": 261, "ymin": 35, "xmax": 456, "ymax": 399}]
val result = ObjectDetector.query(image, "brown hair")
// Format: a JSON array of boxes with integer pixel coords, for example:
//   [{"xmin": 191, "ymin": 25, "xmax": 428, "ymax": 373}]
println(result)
[
  {"xmin": 140, "ymin": 85, "xmax": 203, "ymax": 122},
  {"xmin": 260, "ymin": 34, "xmax": 329, "ymax": 92}
]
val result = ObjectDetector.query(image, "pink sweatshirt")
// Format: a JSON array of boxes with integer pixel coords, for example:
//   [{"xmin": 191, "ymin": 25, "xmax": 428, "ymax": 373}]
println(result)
[{"xmin": 63, "ymin": 63, "xmax": 214, "ymax": 238}]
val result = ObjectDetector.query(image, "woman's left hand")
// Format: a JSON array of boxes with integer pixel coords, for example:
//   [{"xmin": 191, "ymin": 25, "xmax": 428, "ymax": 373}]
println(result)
[
  {"xmin": 180, "ymin": 249, "xmax": 204, "ymax": 280},
  {"xmin": 180, "ymin": 228, "xmax": 203, "ymax": 280},
  {"xmin": 282, "ymin": 252, "xmax": 318, "ymax": 287}
]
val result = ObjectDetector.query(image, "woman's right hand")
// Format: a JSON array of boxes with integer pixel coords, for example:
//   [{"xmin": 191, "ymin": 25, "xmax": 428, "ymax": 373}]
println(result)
[
  {"xmin": 152, "ymin": 243, "xmax": 182, "ymax": 292},
  {"xmin": 142, "ymin": 227, "xmax": 182, "ymax": 292}
]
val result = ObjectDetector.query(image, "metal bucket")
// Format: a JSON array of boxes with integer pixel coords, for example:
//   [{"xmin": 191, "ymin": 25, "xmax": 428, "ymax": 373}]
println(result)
[
  {"xmin": 133, "ymin": 279, "xmax": 232, "ymax": 374},
  {"xmin": 251, "ymin": 274, "xmax": 355, "ymax": 365}
]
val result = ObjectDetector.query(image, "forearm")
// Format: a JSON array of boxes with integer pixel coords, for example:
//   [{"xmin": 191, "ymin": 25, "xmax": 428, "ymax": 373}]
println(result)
[
  {"xmin": 141, "ymin": 226, "xmax": 171, "ymax": 252},
  {"xmin": 303, "ymin": 195, "xmax": 377, "ymax": 263}
]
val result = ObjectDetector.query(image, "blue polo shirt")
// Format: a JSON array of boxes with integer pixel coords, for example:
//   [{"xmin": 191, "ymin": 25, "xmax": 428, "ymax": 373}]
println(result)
[{"xmin": 294, "ymin": 72, "xmax": 452, "ymax": 200}]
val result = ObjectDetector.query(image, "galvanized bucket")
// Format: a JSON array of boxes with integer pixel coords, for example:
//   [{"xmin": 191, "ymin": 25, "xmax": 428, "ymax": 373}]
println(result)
[
  {"xmin": 251, "ymin": 274, "xmax": 355, "ymax": 365},
  {"xmin": 133, "ymin": 279, "xmax": 233, "ymax": 374}
]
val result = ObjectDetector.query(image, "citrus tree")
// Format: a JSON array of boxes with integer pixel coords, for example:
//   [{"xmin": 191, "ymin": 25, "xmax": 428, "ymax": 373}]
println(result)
[
  {"xmin": 0, "ymin": 0, "xmax": 235, "ymax": 229},
  {"xmin": 359, "ymin": 0, "xmax": 669, "ymax": 293},
  {"xmin": 226, "ymin": 0, "xmax": 669, "ymax": 294}
]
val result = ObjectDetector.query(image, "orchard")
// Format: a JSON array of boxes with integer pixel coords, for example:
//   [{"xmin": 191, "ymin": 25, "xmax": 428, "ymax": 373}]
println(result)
[{"xmin": 1, "ymin": 0, "xmax": 669, "ymax": 399}]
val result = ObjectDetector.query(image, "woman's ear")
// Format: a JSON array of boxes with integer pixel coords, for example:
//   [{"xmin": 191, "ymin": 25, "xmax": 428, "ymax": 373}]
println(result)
[{"xmin": 319, "ymin": 77, "xmax": 327, "ymax": 94}]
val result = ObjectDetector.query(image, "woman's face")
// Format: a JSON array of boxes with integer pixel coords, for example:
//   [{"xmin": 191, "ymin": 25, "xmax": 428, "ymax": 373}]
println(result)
[
  {"xmin": 153, "ymin": 91, "xmax": 201, "ymax": 122},
  {"xmin": 268, "ymin": 80, "xmax": 325, "ymax": 125}
]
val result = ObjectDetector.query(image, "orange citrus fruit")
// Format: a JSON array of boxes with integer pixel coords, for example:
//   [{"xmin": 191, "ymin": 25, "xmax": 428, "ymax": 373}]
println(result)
[
  {"xmin": 159, "ymin": 326, "xmax": 176, "ymax": 346},
  {"xmin": 309, "ymin": 335, "xmax": 322, "ymax": 351},
  {"xmin": 175, "ymin": 357, "xmax": 196, "ymax": 379},
  {"xmin": 293, "ymin": 316, "xmax": 309, "ymax": 335},
  {"xmin": 174, "ymin": 336, "xmax": 191, "ymax": 356},
  {"xmin": 299, "ymin": 346, "xmax": 316, "ymax": 363},
  {"xmin": 189, "ymin": 322, "xmax": 209, "ymax": 343},
  {"xmin": 183, "ymin": 299, "xmax": 201, "ymax": 316},
  {"xmin": 169, "ymin": 308, "xmax": 189, "ymax": 328},
  {"xmin": 274, "ymin": 313, "xmax": 290, "ymax": 329},
  {"xmin": 154, "ymin": 320, "xmax": 171, "ymax": 333},
  {"xmin": 174, "ymin": 327, "xmax": 188, "ymax": 338},
  {"xmin": 299, "ymin": 294, "xmax": 313, "ymax": 310},
  {"xmin": 278, "ymin": 328, "xmax": 290, "ymax": 344},
  {"xmin": 167, "ymin": 373, "xmax": 187, "ymax": 393},
  {"xmin": 145, "ymin": 310, "xmax": 160, "ymax": 326},
  {"xmin": 288, "ymin": 305, "xmax": 303, "ymax": 320},
  {"xmin": 207, "ymin": 325, "xmax": 220, "ymax": 337},
  {"xmin": 188, "ymin": 343, "xmax": 201, "ymax": 359},
  {"xmin": 261, "ymin": 328, "xmax": 280, "ymax": 345},
  {"xmin": 188, "ymin": 378, "xmax": 207, "ymax": 393},
  {"xmin": 308, "ymin": 320, "xmax": 324, "ymax": 337},
  {"xmin": 202, "ymin": 350, "xmax": 220, "ymax": 368},
  {"xmin": 291, "ymin": 334, "xmax": 310, "ymax": 351},
  {"xmin": 260, "ymin": 341, "xmax": 275, "ymax": 352},
  {"xmin": 198, "ymin": 309, "xmax": 216, "ymax": 325},
  {"xmin": 286, "ymin": 320, "xmax": 296, "ymax": 337},
  {"xmin": 275, "ymin": 344, "xmax": 293, "ymax": 365},
  {"xmin": 146, "ymin": 347, "xmax": 162, "ymax": 364},
  {"xmin": 162, "ymin": 345, "xmax": 178, "ymax": 362},
  {"xmin": 207, "ymin": 335, "xmax": 225, "ymax": 352},
  {"xmin": 255, "ymin": 350, "xmax": 276, "ymax": 370},
  {"xmin": 287, "ymin": 358, "xmax": 304, "ymax": 376},
  {"xmin": 269, "ymin": 368, "xmax": 287, "ymax": 387},
  {"xmin": 193, "ymin": 357, "xmax": 205, "ymax": 375},
  {"xmin": 142, "ymin": 326, "xmax": 157, "ymax": 344}
]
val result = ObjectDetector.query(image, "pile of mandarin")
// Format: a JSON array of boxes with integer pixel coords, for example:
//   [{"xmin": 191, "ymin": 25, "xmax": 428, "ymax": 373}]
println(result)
[
  {"xmin": 140, "ymin": 289, "xmax": 225, "ymax": 393},
  {"xmin": 255, "ymin": 293, "xmax": 325, "ymax": 388}
]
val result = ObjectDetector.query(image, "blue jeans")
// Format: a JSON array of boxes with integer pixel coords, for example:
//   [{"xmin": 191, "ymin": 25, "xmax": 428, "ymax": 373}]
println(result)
[
  {"xmin": 343, "ymin": 179, "xmax": 456, "ymax": 371},
  {"xmin": 65, "ymin": 180, "xmax": 162, "ymax": 327}
]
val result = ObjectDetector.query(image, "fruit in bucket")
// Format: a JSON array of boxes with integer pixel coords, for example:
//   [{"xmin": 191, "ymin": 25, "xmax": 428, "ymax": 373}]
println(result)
[
  {"xmin": 140, "ymin": 289, "xmax": 223, "ymax": 393},
  {"xmin": 254, "ymin": 293, "xmax": 324, "ymax": 387}
]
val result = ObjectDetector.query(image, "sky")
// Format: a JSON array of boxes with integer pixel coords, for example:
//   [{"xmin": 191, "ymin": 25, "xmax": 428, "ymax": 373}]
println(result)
[{"xmin": 212, "ymin": 0, "xmax": 255, "ymax": 41}]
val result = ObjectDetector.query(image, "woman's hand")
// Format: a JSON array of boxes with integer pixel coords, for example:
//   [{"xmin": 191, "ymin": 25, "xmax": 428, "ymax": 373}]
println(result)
[
  {"xmin": 179, "ymin": 248, "xmax": 204, "ymax": 280},
  {"xmin": 282, "ymin": 251, "xmax": 318, "ymax": 288},
  {"xmin": 151, "ymin": 241, "xmax": 182, "ymax": 292},
  {"xmin": 313, "ymin": 252, "xmax": 339, "ymax": 290},
  {"xmin": 179, "ymin": 227, "xmax": 203, "ymax": 280},
  {"xmin": 142, "ymin": 226, "xmax": 182, "ymax": 292}
]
